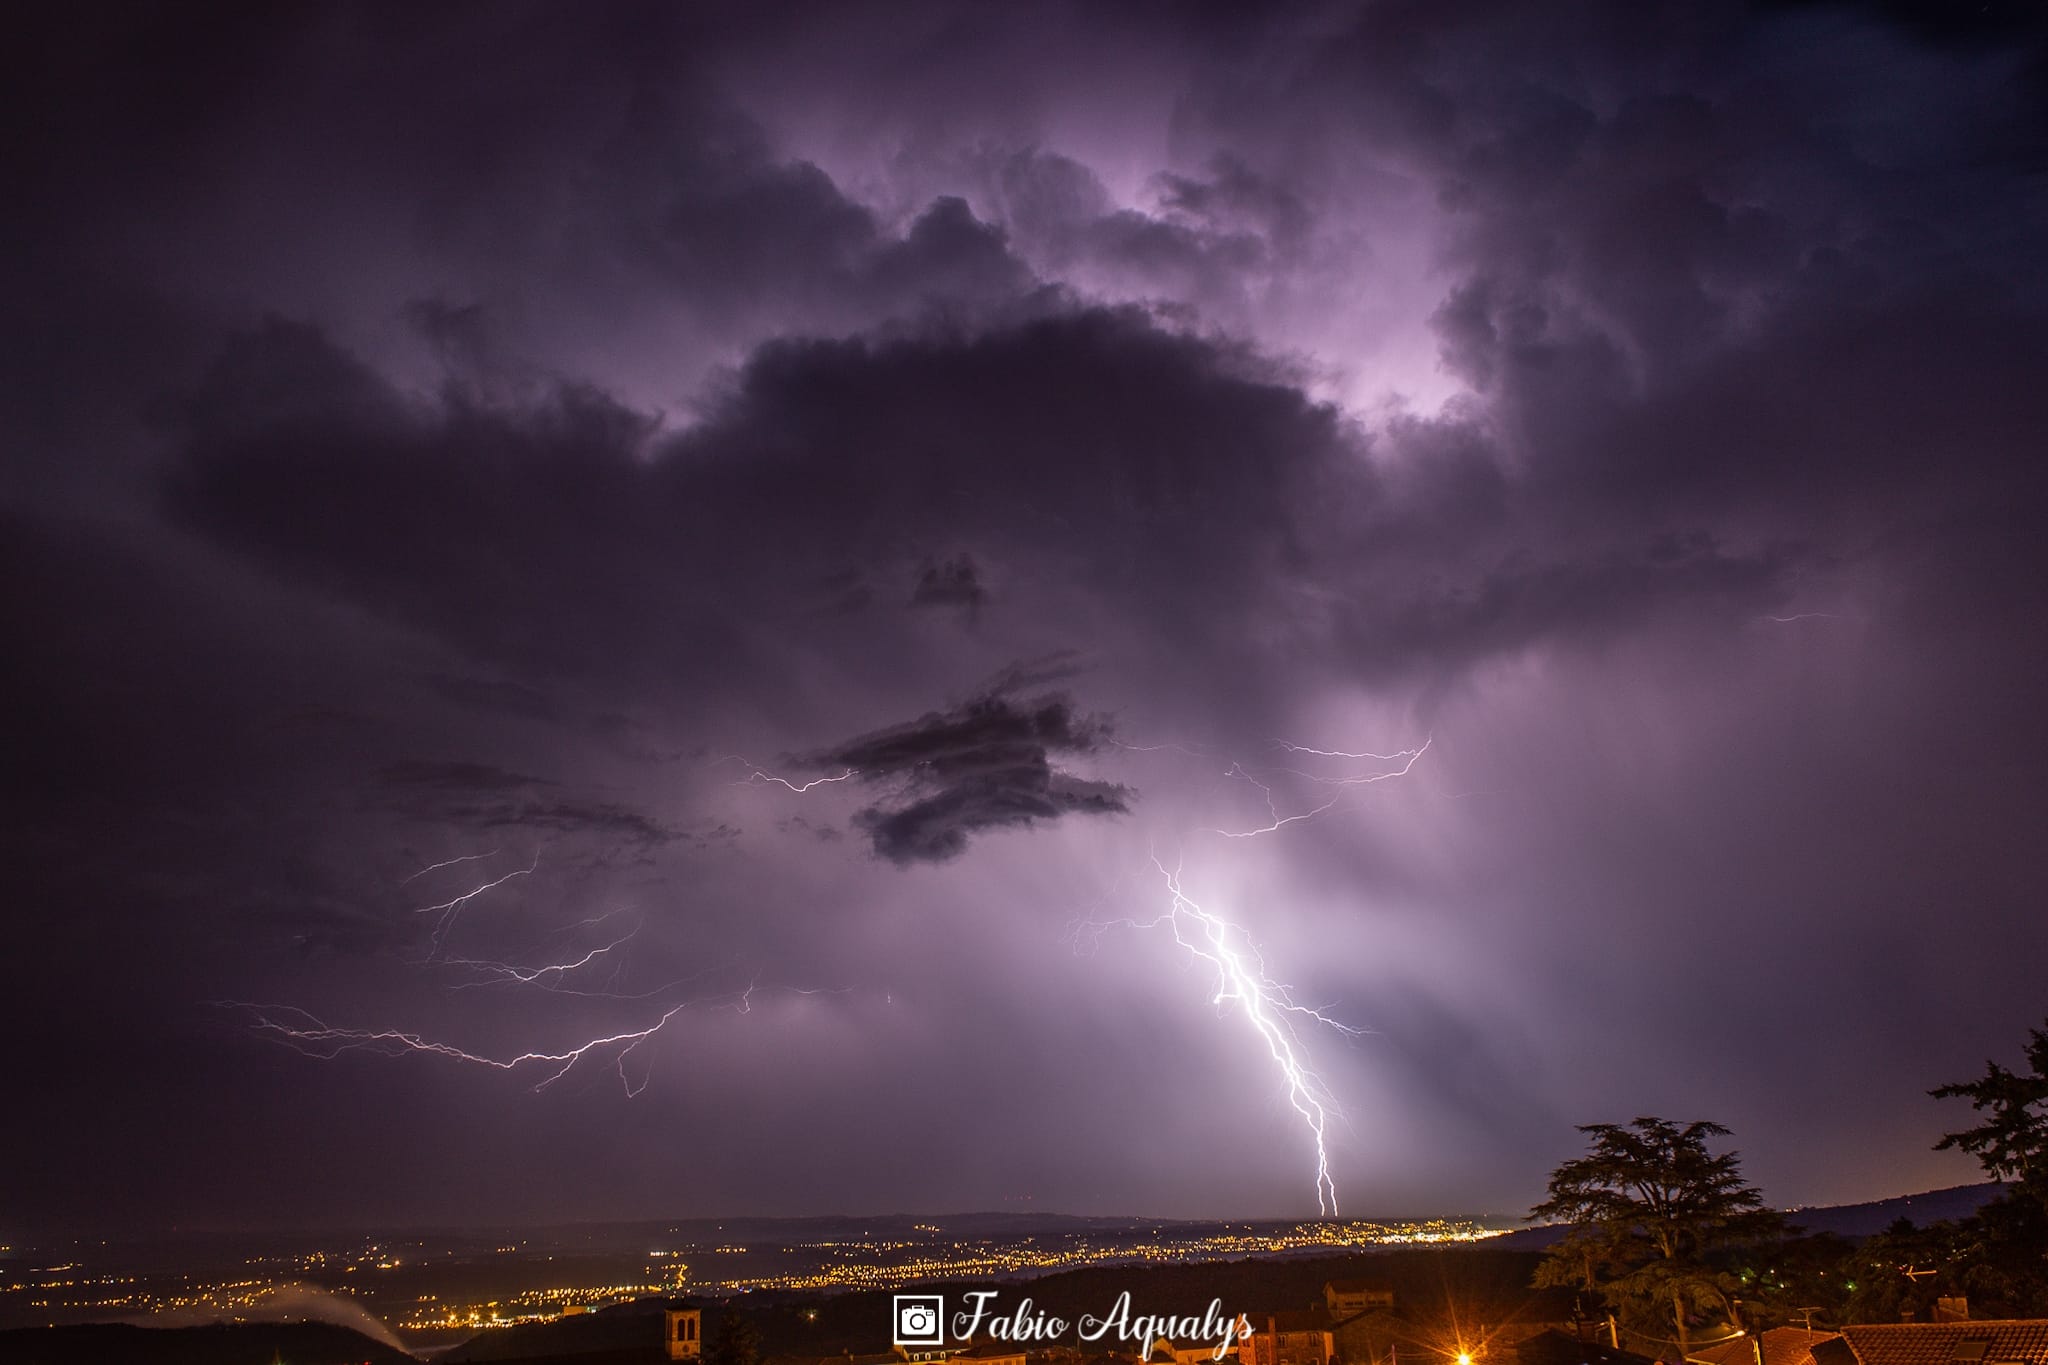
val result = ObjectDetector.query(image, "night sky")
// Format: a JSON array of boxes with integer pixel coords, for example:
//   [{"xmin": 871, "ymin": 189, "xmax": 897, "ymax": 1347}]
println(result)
[{"xmin": 7, "ymin": 0, "xmax": 2048, "ymax": 1235}]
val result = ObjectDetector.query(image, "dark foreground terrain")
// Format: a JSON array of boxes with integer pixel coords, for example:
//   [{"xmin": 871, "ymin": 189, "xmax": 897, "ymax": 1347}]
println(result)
[{"xmin": 0, "ymin": 1320, "xmax": 413, "ymax": 1364}]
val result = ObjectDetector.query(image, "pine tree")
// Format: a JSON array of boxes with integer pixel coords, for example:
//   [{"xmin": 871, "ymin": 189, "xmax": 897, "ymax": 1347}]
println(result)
[{"xmin": 1531, "ymin": 1117, "xmax": 1781, "ymax": 1360}]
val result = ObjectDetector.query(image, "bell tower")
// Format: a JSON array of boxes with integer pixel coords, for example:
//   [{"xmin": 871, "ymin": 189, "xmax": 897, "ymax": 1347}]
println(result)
[{"xmin": 667, "ymin": 1307, "xmax": 702, "ymax": 1360}]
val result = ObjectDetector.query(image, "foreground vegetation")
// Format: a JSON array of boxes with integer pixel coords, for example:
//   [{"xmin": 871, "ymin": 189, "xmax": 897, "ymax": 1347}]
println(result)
[{"xmin": 1533, "ymin": 1015, "xmax": 2048, "ymax": 1347}]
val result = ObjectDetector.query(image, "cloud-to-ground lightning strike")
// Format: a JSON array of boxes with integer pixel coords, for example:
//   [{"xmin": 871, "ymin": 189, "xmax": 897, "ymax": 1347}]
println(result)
[
  {"xmin": 1090, "ymin": 730, "xmax": 1432, "ymax": 1209},
  {"xmin": 735, "ymin": 724, "xmax": 1426, "ymax": 1211},
  {"xmin": 237, "ymin": 726, "xmax": 1413, "ymax": 1206},
  {"xmin": 1071, "ymin": 853, "xmax": 1361, "ymax": 1216}
]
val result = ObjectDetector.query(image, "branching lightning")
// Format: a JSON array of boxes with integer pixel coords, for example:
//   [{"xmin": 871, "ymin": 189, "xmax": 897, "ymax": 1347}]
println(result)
[
  {"xmin": 1268, "ymin": 741, "xmax": 1422, "ymax": 760},
  {"xmin": 1071, "ymin": 851, "xmax": 1361, "ymax": 1215},
  {"xmin": 440, "ymin": 924, "xmax": 640, "ymax": 990},
  {"xmin": 402, "ymin": 849, "xmax": 503, "ymax": 884},
  {"xmin": 1212, "ymin": 737, "xmax": 1430, "ymax": 837},
  {"xmin": 1090, "ymin": 727, "xmax": 1433, "ymax": 1211},
  {"xmin": 224, "ymin": 976, "xmax": 848, "ymax": 1097},
  {"xmin": 411, "ymin": 854, "xmax": 539, "ymax": 957},
  {"xmin": 226, "ymin": 998, "xmax": 698, "ymax": 1097},
  {"xmin": 232, "ymin": 839, "xmax": 849, "ymax": 1093},
  {"xmin": 228, "ymin": 716, "xmax": 1425, "ymax": 1217},
  {"xmin": 716, "ymin": 755, "xmax": 860, "ymax": 792}
]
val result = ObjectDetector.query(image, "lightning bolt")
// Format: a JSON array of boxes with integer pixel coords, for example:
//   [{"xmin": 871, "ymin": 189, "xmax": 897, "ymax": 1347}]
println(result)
[
  {"xmin": 1268, "ymin": 740, "xmax": 1424, "ymax": 760},
  {"xmin": 1073, "ymin": 852, "xmax": 1359, "ymax": 1216},
  {"xmin": 716, "ymin": 755, "xmax": 859, "ymax": 792},
  {"xmin": 440, "ymin": 923, "xmax": 640, "ymax": 990},
  {"xmin": 411, "ymin": 854, "xmax": 539, "ymax": 958},
  {"xmin": 401, "ymin": 848, "xmax": 503, "ymax": 885},
  {"xmin": 224, "ymin": 999, "xmax": 698, "ymax": 1096},
  {"xmin": 225, "ymin": 716, "xmax": 1420, "ymax": 1215},
  {"xmin": 223, "ymin": 978, "xmax": 846, "ymax": 1097},
  {"xmin": 1091, "ymin": 728, "xmax": 1433, "ymax": 1209},
  {"xmin": 1212, "ymin": 737, "xmax": 1430, "ymax": 837}
]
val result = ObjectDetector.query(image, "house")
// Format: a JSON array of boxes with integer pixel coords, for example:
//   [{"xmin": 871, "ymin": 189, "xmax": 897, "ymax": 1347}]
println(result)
[
  {"xmin": 1815, "ymin": 1320, "xmax": 2048, "ymax": 1365},
  {"xmin": 1328, "ymin": 1281, "xmax": 1398, "ymax": 1319},
  {"xmin": 1688, "ymin": 1328, "xmax": 1843, "ymax": 1365},
  {"xmin": 1243, "ymin": 1310, "xmax": 1337, "ymax": 1365},
  {"xmin": 1332, "ymin": 1311, "xmax": 1423, "ymax": 1365}
]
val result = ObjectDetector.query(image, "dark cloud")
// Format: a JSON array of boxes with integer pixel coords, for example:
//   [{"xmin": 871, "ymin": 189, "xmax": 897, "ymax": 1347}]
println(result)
[
  {"xmin": 809, "ymin": 680, "xmax": 1130, "ymax": 864},
  {"xmin": 378, "ymin": 760, "xmax": 554, "ymax": 793},
  {"xmin": 417, "ymin": 673, "xmax": 564, "ymax": 723},
  {"xmin": 440, "ymin": 798, "xmax": 679, "ymax": 846},
  {"xmin": 372, "ymin": 761, "xmax": 677, "ymax": 845},
  {"xmin": 909, "ymin": 553, "xmax": 987, "ymax": 614}
]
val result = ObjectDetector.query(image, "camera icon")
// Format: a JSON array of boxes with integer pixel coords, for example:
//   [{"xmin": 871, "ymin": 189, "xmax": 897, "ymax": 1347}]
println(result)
[{"xmin": 893, "ymin": 1294, "xmax": 945, "ymax": 1347}]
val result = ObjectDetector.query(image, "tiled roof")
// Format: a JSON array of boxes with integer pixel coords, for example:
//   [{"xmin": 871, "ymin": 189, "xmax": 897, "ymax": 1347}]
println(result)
[
  {"xmin": 1689, "ymin": 1327, "xmax": 1843, "ymax": 1365},
  {"xmin": 1329, "ymin": 1280, "xmax": 1395, "ymax": 1295},
  {"xmin": 1838, "ymin": 1321, "xmax": 2048, "ymax": 1365}
]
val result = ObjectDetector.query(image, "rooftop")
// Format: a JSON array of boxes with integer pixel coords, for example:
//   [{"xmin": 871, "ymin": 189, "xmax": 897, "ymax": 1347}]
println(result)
[
  {"xmin": 1823, "ymin": 1321, "xmax": 2048, "ymax": 1365},
  {"xmin": 1690, "ymin": 1327, "xmax": 1844, "ymax": 1365}
]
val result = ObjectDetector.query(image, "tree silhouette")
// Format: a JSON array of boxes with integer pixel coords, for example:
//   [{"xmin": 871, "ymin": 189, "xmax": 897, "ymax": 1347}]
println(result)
[
  {"xmin": 1934, "ymin": 1017, "xmax": 2048, "ymax": 1207},
  {"xmin": 1531, "ymin": 1117, "xmax": 1781, "ymax": 1359},
  {"xmin": 705, "ymin": 1312, "xmax": 762, "ymax": 1365}
]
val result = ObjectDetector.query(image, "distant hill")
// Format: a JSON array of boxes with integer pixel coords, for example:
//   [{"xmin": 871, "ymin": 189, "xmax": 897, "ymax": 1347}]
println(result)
[
  {"xmin": 1777, "ymin": 1182, "xmax": 2006, "ymax": 1236},
  {"xmin": 0, "ymin": 1319, "xmax": 416, "ymax": 1364},
  {"xmin": 1494, "ymin": 1182, "xmax": 2006, "ymax": 1249}
]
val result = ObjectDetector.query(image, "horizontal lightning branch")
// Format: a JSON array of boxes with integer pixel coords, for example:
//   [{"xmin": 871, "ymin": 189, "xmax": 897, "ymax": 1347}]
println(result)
[
  {"xmin": 1212, "ymin": 736, "xmax": 1430, "ymax": 838},
  {"xmin": 220, "ymin": 978, "xmax": 847, "ymax": 1097},
  {"xmin": 411, "ymin": 854, "xmax": 540, "ymax": 959},
  {"xmin": 716, "ymin": 755, "xmax": 860, "ymax": 792}
]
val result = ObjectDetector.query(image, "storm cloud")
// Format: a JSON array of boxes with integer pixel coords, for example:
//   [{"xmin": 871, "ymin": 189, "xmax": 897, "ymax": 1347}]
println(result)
[
  {"xmin": 5, "ymin": 0, "xmax": 2047, "ymax": 1233},
  {"xmin": 808, "ymin": 678, "xmax": 1130, "ymax": 863}
]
